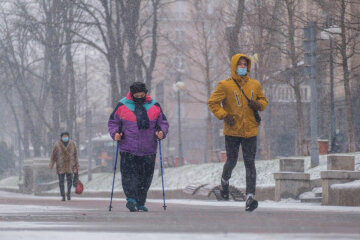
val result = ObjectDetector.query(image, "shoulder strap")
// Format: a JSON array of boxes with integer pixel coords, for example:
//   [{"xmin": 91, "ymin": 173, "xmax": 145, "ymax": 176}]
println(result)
[{"xmin": 232, "ymin": 79, "xmax": 250, "ymax": 102}]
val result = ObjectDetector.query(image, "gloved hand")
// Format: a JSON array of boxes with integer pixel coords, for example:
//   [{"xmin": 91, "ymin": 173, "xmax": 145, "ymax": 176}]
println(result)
[
  {"xmin": 248, "ymin": 100, "xmax": 261, "ymax": 111},
  {"xmin": 224, "ymin": 114, "xmax": 235, "ymax": 126}
]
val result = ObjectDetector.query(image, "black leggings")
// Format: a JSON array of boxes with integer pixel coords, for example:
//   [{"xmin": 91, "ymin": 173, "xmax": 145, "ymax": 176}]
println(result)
[
  {"xmin": 120, "ymin": 152, "xmax": 156, "ymax": 206},
  {"xmin": 58, "ymin": 173, "xmax": 73, "ymax": 197},
  {"xmin": 222, "ymin": 136, "xmax": 257, "ymax": 195}
]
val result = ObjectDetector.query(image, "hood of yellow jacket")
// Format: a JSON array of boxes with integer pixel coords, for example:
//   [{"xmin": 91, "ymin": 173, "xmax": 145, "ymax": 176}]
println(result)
[{"xmin": 231, "ymin": 53, "xmax": 252, "ymax": 82}]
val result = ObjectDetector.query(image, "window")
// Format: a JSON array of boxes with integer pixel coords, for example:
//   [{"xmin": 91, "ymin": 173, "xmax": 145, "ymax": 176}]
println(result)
[
  {"xmin": 175, "ymin": 28, "xmax": 184, "ymax": 43},
  {"xmin": 156, "ymin": 81, "xmax": 164, "ymax": 106},
  {"xmin": 175, "ymin": 0, "xmax": 186, "ymax": 20},
  {"xmin": 206, "ymin": 0, "xmax": 214, "ymax": 14},
  {"xmin": 174, "ymin": 55, "xmax": 185, "ymax": 72},
  {"xmin": 273, "ymin": 84, "xmax": 310, "ymax": 103}
]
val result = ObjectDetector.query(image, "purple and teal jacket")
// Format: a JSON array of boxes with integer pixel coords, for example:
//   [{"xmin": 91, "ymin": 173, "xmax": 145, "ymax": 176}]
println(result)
[{"xmin": 108, "ymin": 92, "xmax": 169, "ymax": 156}]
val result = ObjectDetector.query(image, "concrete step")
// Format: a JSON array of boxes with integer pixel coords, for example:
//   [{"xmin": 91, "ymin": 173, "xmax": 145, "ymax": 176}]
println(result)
[
  {"xmin": 315, "ymin": 192, "xmax": 322, "ymax": 197},
  {"xmin": 312, "ymin": 187, "xmax": 322, "ymax": 198},
  {"xmin": 300, "ymin": 197, "xmax": 322, "ymax": 203}
]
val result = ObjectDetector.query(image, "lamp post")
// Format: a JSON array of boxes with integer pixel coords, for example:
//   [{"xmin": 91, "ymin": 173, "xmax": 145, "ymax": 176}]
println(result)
[
  {"xmin": 174, "ymin": 81, "xmax": 185, "ymax": 166},
  {"xmin": 321, "ymin": 25, "xmax": 341, "ymax": 152},
  {"xmin": 86, "ymin": 110, "xmax": 92, "ymax": 181},
  {"xmin": 250, "ymin": 53, "xmax": 259, "ymax": 79},
  {"xmin": 75, "ymin": 117, "xmax": 84, "ymax": 154}
]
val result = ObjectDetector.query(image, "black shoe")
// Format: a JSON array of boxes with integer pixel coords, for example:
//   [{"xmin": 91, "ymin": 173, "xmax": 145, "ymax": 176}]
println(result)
[
  {"xmin": 67, "ymin": 195, "xmax": 71, "ymax": 201},
  {"xmin": 126, "ymin": 198, "xmax": 138, "ymax": 212},
  {"xmin": 245, "ymin": 196, "xmax": 258, "ymax": 212},
  {"xmin": 220, "ymin": 190, "xmax": 230, "ymax": 200},
  {"xmin": 220, "ymin": 178, "xmax": 229, "ymax": 200},
  {"xmin": 61, "ymin": 196, "xmax": 66, "ymax": 201}
]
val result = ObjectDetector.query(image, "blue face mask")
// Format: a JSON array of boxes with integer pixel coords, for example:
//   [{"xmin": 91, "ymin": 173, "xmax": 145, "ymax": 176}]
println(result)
[
  {"xmin": 236, "ymin": 67, "xmax": 247, "ymax": 76},
  {"xmin": 62, "ymin": 137, "xmax": 69, "ymax": 143}
]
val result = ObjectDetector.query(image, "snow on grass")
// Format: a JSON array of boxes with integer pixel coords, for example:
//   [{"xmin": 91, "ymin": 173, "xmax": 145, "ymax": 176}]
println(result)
[
  {"xmin": 1, "ymin": 153, "xmax": 359, "ymax": 192},
  {"xmin": 79, "ymin": 154, "xmax": 330, "ymax": 191},
  {"xmin": 0, "ymin": 176, "xmax": 19, "ymax": 189}
]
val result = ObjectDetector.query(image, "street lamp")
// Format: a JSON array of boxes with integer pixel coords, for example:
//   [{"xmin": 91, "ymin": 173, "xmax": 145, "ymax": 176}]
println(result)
[
  {"xmin": 85, "ymin": 110, "xmax": 92, "ymax": 181},
  {"xmin": 250, "ymin": 53, "xmax": 259, "ymax": 79},
  {"xmin": 174, "ymin": 80, "xmax": 185, "ymax": 166},
  {"xmin": 321, "ymin": 25, "xmax": 341, "ymax": 153}
]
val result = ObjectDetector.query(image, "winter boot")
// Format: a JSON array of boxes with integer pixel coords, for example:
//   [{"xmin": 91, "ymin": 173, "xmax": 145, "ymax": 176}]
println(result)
[
  {"xmin": 137, "ymin": 205, "xmax": 148, "ymax": 212},
  {"xmin": 245, "ymin": 196, "xmax": 258, "ymax": 212},
  {"xmin": 220, "ymin": 178, "xmax": 230, "ymax": 200},
  {"xmin": 61, "ymin": 195, "xmax": 66, "ymax": 201},
  {"xmin": 126, "ymin": 198, "xmax": 138, "ymax": 212},
  {"xmin": 67, "ymin": 194, "xmax": 71, "ymax": 201}
]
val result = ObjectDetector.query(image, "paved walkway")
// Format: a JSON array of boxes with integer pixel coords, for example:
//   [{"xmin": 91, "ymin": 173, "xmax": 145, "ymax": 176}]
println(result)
[{"xmin": 1, "ymin": 192, "xmax": 360, "ymax": 239}]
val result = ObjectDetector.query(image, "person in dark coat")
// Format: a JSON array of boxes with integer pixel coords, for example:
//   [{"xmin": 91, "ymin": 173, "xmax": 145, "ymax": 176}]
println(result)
[{"xmin": 108, "ymin": 82, "xmax": 169, "ymax": 212}]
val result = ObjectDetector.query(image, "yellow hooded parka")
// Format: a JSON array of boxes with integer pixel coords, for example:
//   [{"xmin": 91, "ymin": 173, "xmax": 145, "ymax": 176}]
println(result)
[{"xmin": 208, "ymin": 53, "xmax": 268, "ymax": 138}]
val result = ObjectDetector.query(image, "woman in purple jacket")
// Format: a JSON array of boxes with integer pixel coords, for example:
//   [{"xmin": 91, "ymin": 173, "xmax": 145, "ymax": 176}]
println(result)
[{"xmin": 108, "ymin": 82, "xmax": 169, "ymax": 212}]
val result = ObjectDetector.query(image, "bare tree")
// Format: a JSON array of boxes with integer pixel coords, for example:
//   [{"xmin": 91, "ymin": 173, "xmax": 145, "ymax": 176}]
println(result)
[
  {"xmin": 226, "ymin": 0, "xmax": 245, "ymax": 58},
  {"xmin": 315, "ymin": 0, "xmax": 360, "ymax": 152},
  {"xmin": 162, "ymin": 1, "xmax": 229, "ymax": 162},
  {"xmin": 74, "ymin": 0, "xmax": 161, "ymax": 105}
]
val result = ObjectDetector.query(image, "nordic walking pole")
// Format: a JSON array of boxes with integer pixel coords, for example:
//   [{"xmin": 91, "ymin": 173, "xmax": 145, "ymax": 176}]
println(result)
[
  {"xmin": 158, "ymin": 140, "xmax": 167, "ymax": 210},
  {"xmin": 109, "ymin": 141, "xmax": 120, "ymax": 211}
]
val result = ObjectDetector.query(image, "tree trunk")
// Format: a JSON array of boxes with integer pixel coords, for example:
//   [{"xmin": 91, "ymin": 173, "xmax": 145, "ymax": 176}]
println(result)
[
  {"xmin": 120, "ymin": 0, "xmax": 141, "ymax": 97},
  {"xmin": 340, "ymin": 0, "xmax": 356, "ymax": 152},
  {"xmin": 64, "ymin": 4, "xmax": 77, "ymax": 136},
  {"xmin": 227, "ymin": 0, "xmax": 245, "ymax": 58},
  {"xmin": 102, "ymin": 0, "xmax": 120, "ymax": 105}
]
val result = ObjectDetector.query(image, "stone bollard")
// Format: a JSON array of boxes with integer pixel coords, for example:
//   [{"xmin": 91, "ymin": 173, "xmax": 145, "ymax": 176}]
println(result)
[
  {"xmin": 321, "ymin": 171, "xmax": 360, "ymax": 205},
  {"xmin": 321, "ymin": 154, "xmax": 359, "ymax": 205},
  {"xmin": 280, "ymin": 158, "xmax": 304, "ymax": 172},
  {"xmin": 23, "ymin": 160, "xmax": 34, "ymax": 194},
  {"xmin": 274, "ymin": 158, "xmax": 310, "ymax": 201},
  {"xmin": 327, "ymin": 155, "xmax": 354, "ymax": 171}
]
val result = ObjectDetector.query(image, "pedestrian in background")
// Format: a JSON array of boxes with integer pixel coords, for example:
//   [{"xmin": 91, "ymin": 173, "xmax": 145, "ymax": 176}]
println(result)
[{"xmin": 49, "ymin": 132, "xmax": 80, "ymax": 201}]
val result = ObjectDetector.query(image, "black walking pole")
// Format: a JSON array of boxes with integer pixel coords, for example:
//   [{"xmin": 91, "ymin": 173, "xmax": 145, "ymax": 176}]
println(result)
[
  {"xmin": 159, "ymin": 140, "xmax": 167, "ymax": 210},
  {"xmin": 109, "ymin": 141, "xmax": 120, "ymax": 211}
]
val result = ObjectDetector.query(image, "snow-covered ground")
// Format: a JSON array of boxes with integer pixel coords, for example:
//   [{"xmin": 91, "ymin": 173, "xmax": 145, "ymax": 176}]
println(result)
[
  {"xmin": 331, "ymin": 180, "xmax": 360, "ymax": 190},
  {"xmin": 0, "ymin": 175, "xmax": 20, "ymax": 190},
  {"xmin": 61, "ymin": 152, "xmax": 360, "ymax": 191},
  {"xmin": 1, "ymin": 153, "xmax": 359, "ymax": 192}
]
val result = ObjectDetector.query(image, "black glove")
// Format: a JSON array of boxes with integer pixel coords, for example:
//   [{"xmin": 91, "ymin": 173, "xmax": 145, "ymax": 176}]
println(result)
[
  {"xmin": 248, "ymin": 100, "xmax": 261, "ymax": 111},
  {"xmin": 224, "ymin": 114, "xmax": 235, "ymax": 126}
]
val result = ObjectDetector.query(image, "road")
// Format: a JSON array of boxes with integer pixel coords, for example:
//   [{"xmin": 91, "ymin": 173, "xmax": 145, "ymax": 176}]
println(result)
[{"xmin": 1, "ymin": 192, "xmax": 360, "ymax": 239}]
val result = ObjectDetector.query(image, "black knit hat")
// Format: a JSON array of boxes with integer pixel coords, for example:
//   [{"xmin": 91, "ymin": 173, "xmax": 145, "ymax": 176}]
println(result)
[
  {"xmin": 130, "ymin": 82, "xmax": 148, "ymax": 95},
  {"xmin": 60, "ymin": 132, "xmax": 69, "ymax": 137}
]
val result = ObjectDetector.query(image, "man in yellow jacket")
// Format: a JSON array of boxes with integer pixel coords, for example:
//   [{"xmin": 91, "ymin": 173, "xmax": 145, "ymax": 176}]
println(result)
[{"xmin": 208, "ymin": 53, "xmax": 268, "ymax": 211}]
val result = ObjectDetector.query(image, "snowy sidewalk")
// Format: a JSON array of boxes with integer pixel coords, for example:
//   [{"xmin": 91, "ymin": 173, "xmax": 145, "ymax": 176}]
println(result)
[{"xmin": 1, "ymin": 191, "xmax": 360, "ymax": 240}]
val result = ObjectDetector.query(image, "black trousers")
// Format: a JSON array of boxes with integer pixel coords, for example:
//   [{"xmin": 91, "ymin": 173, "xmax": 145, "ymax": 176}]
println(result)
[
  {"xmin": 120, "ymin": 152, "xmax": 156, "ymax": 206},
  {"xmin": 58, "ymin": 173, "xmax": 73, "ymax": 197},
  {"xmin": 222, "ymin": 136, "xmax": 257, "ymax": 195}
]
